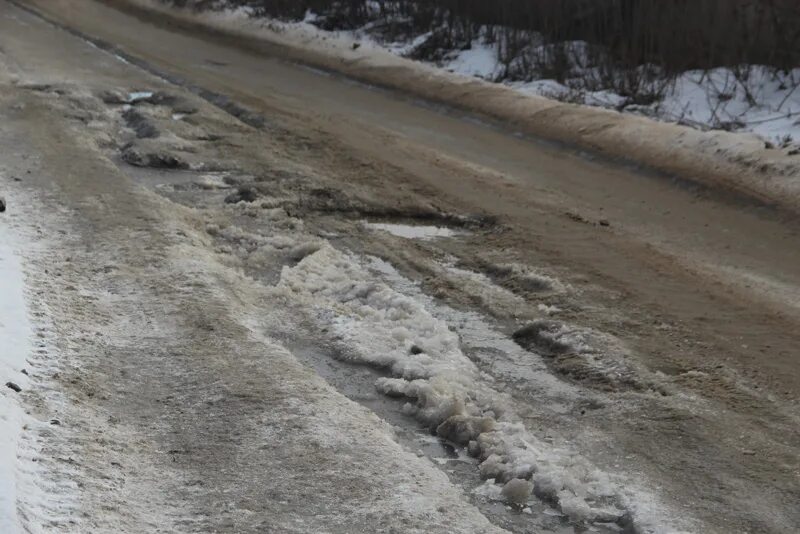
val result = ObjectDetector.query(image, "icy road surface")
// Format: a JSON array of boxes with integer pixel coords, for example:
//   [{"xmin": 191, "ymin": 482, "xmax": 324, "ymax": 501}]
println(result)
[{"xmin": 0, "ymin": 0, "xmax": 798, "ymax": 533}]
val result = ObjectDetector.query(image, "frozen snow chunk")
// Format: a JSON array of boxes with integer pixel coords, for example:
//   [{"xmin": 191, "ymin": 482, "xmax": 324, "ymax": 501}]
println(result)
[
  {"xmin": 288, "ymin": 242, "xmax": 321, "ymax": 263},
  {"xmin": 436, "ymin": 415, "xmax": 495, "ymax": 445},
  {"xmin": 502, "ymin": 478, "xmax": 534, "ymax": 505},
  {"xmin": 533, "ymin": 473, "xmax": 561, "ymax": 500},
  {"xmin": 473, "ymin": 479, "xmax": 504, "ymax": 501},
  {"xmin": 375, "ymin": 377, "xmax": 469, "ymax": 426},
  {"xmin": 375, "ymin": 377, "xmax": 412, "ymax": 398},
  {"xmin": 479, "ymin": 454, "xmax": 509, "ymax": 480},
  {"xmin": 558, "ymin": 491, "xmax": 595, "ymax": 521}
]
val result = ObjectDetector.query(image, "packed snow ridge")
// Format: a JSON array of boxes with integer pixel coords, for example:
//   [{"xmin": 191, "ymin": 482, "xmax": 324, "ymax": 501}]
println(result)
[{"xmin": 276, "ymin": 243, "xmax": 678, "ymax": 531}]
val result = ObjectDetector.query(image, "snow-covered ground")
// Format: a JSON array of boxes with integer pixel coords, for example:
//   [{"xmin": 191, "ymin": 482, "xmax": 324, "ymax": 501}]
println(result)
[
  {"xmin": 435, "ymin": 38, "xmax": 800, "ymax": 146},
  {"xmin": 0, "ymin": 223, "xmax": 33, "ymax": 532},
  {"xmin": 384, "ymin": 34, "xmax": 800, "ymax": 146},
  {"xmin": 656, "ymin": 68, "xmax": 800, "ymax": 145}
]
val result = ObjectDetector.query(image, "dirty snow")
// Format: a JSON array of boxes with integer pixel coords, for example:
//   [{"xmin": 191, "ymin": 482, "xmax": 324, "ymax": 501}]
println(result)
[
  {"xmin": 276, "ymin": 243, "xmax": 688, "ymax": 531},
  {"xmin": 443, "ymin": 43, "xmax": 501, "ymax": 81},
  {"xmin": 0, "ymin": 223, "xmax": 33, "ymax": 533}
]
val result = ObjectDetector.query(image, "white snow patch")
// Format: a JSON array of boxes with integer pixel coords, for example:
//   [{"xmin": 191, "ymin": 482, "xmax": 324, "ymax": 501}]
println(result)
[
  {"xmin": 0, "ymin": 224, "xmax": 33, "ymax": 533},
  {"xmin": 443, "ymin": 41, "xmax": 502, "ymax": 81},
  {"xmin": 657, "ymin": 67, "xmax": 800, "ymax": 144}
]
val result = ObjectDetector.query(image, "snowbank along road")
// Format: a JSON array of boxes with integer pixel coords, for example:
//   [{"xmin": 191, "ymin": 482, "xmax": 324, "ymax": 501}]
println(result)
[{"xmin": 0, "ymin": 0, "xmax": 798, "ymax": 533}]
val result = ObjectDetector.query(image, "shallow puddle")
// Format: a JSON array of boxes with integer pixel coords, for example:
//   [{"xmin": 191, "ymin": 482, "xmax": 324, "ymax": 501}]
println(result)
[{"xmin": 364, "ymin": 221, "xmax": 461, "ymax": 240}]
